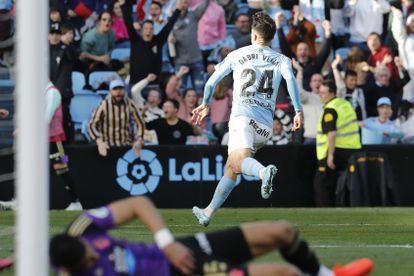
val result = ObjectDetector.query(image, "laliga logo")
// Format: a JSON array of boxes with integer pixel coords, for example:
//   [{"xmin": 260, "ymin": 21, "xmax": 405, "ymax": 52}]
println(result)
[{"xmin": 116, "ymin": 149, "xmax": 163, "ymax": 195}]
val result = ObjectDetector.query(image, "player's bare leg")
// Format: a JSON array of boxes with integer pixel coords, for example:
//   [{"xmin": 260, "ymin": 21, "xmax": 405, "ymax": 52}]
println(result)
[{"xmin": 240, "ymin": 221, "xmax": 373, "ymax": 276}]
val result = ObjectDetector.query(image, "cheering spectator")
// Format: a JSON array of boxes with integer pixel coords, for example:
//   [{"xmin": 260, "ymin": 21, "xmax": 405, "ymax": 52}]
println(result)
[
  {"xmin": 299, "ymin": 0, "xmax": 326, "ymax": 43},
  {"xmin": 131, "ymin": 73, "xmax": 165, "ymax": 123},
  {"xmin": 231, "ymin": 13, "xmax": 251, "ymax": 49},
  {"xmin": 332, "ymin": 55, "xmax": 367, "ymax": 120},
  {"xmin": 196, "ymin": 0, "xmax": 226, "ymax": 68},
  {"xmin": 79, "ymin": 11, "xmax": 116, "ymax": 75},
  {"xmin": 120, "ymin": 0, "xmax": 181, "ymax": 86},
  {"xmin": 278, "ymin": 18, "xmax": 332, "ymax": 91},
  {"xmin": 345, "ymin": 46, "xmax": 370, "ymax": 86},
  {"xmin": 166, "ymin": 66, "xmax": 199, "ymax": 123},
  {"xmin": 283, "ymin": 6, "xmax": 317, "ymax": 57},
  {"xmin": 363, "ymin": 59, "xmax": 410, "ymax": 117},
  {"xmin": 170, "ymin": 0, "xmax": 210, "ymax": 95},
  {"xmin": 361, "ymin": 97, "xmax": 403, "ymax": 144},
  {"xmin": 146, "ymin": 99, "xmax": 194, "ymax": 144},
  {"xmin": 367, "ymin": 32, "xmax": 400, "ymax": 80},
  {"xmin": 87, "ymin": 79, "xmax": 145, "ymax": 157},
  {"xmin": 111, "ymin": 1, "xmax": 130, "ymax": 48},
  {"xmin": 292, "ymin": 58, "xmax": 323, "ymax": 145}
]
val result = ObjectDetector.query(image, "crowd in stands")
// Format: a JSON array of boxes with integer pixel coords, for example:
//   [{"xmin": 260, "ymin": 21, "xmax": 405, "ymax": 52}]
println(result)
[{"xmin": 1, "ymin": 0, "xmax": 414, "ymax": 149}]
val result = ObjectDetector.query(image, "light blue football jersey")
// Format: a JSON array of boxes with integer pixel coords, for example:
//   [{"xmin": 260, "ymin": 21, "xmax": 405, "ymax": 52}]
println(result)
[{"xmin": 203, "ymin": 44, "xmax": 302, "ymax": 128}]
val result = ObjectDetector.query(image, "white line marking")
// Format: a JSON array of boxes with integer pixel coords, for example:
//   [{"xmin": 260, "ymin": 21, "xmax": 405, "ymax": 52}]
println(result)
[
  {"xmin": 120, "ymin": 223, "xmax": 412, "ymax": 228},
  {"xmin": 313, "ymin": 244, "xmax": 414, "ymax": 249}
]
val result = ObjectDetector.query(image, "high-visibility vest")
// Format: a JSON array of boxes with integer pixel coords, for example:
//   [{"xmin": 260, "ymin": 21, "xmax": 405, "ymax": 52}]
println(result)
[{"xmin": 316, "ymin": 97, "xmax": 361, "ymax": 160}]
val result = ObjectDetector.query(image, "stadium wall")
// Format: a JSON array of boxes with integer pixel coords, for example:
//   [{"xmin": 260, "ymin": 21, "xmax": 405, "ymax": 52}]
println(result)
[{"xmin": 0, "ymin": 145, "xmax": 413, "ymax": 209}]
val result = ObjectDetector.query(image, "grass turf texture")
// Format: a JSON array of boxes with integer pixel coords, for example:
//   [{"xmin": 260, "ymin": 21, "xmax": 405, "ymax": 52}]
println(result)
[{"xmin": 1, "ymin": 208, "xmax": 414, "ymax": 275}]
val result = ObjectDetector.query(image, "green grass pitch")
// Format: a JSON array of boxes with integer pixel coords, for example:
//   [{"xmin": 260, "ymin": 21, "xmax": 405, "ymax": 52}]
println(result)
[{"xmin": 1, "ymin": 208, "xmax": 414, "ymax": 275}]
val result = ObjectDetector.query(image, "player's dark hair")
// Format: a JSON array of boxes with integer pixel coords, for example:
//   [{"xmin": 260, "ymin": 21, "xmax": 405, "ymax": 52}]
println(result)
[
  {"xmin": 345, "ymin": 70, "xmax": 357, "ymax": 78},
  {"xmin": 49, "ymin": 234, "xmax": 86, "ymax": 271},
  {"xmin": 321, "ymin": 80, "xmax": 337, "ymax": 95},
  {"xmin": 251, "ymin": 11, "xmax": 276, "ymax": 43},
  {"xmin": 165, "ymin": 98, "xmax": 180, "ymax": 110}
]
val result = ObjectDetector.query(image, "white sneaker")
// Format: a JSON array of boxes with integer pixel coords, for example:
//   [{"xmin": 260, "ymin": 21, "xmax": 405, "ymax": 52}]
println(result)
[
  {"xmin": 192, "ymin": 206, "xmax": 210, "ymax": 227},
  {"xmin": 65, "ymin": 202, "xmax": 83, "ymax": 211},
  {"xmin": 261, "ymin": 165, "xmax": 278, "ymax": 199},
  {"xmin": 0, "ymin": 199, "xmax": 16, "ymax": 211}
]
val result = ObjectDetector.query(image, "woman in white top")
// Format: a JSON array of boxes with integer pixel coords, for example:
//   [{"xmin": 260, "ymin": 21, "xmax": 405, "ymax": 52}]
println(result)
[{"xmin": 391, "ymin": 8, "xmax": 414, "ymax": 100}]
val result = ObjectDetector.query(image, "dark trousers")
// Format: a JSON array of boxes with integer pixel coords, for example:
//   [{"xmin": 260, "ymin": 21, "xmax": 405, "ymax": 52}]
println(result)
[
  {"xmin": 313, "ymin": 148, "xmax": 359, "ymax": 207},
  {"xmin": 62, "ymin": 98, "xmax": 74, "ymax": 144}
]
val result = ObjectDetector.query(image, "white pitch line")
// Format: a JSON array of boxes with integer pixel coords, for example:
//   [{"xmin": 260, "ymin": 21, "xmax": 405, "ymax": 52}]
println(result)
[
  {"xmin": 313, "ymin": 244, "xmax": 414, "ymax": 249},
  {"xmin": 308, "ymin": 224, "xmax": 410, "ymax": 226},
  {"xmin": 121, "ymin": 223, "xmax": 411, "ymax": 228}
]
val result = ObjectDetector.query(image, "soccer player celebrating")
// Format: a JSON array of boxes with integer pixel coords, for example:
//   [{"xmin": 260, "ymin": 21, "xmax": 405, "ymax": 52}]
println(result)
[
  {"xmin": 192, "ymin": 11, "xmax": 303, "ymax": 226},
  {"xmin": 50, "ymin": 196, "xmax": 374, "ymax": 276}
]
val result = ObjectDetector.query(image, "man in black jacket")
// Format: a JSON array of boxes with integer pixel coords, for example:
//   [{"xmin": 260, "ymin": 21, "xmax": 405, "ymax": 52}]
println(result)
[
  {"xmin": 49, "ymin": 22, "xmax": 79, "ymax": 143},
  {"xmin": 120, "ymin": 0, "xmax": 183, "ymax": 86},
  {"xmin": 276, "ymin": 15, "xmax": 332, "ymax": 92}
]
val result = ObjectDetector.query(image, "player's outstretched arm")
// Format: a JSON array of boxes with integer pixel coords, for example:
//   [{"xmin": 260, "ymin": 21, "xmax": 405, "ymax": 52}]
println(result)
[
  {"xmin": 281, "ymin": 58, "xmax": 303, "ymax": 130},
  {"xmin": 108, "ymin": 197, "xmax": 195, "ymax": 274}
]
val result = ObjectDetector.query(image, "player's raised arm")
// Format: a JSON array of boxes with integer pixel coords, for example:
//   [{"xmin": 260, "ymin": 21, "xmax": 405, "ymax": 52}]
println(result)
[
  {"xmin": 192, "ymin": 57, "xmax": 233, "ymax": 125},
  {"xmin": 280, "ymin": 58, "xmax": 303, "ymax": 130}
]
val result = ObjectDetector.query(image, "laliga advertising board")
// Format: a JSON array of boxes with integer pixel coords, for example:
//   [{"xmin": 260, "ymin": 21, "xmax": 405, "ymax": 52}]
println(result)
[
  {"xmin": 115, "ymin": 148, "xmax": 259, "ymax": 196},
  {"xmin": 61, "ymin": 145, "xmax": 313, "ymax": 209}
]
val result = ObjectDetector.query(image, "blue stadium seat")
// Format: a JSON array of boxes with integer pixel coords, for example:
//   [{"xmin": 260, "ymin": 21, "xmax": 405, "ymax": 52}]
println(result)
[
  {"xmin": 72, "ymin": 71, "xmax": 87, "ymax": 94},
  {"xmin": 89, "ymin": 71, "xmax": 121, "ymax": 90},
  {"xmin": 81, "ymin": 121, "xmax": 92, "ymax": 142},
  {"xmin": 96, "ymin": 90, "xmax": 109, "ymax": 98},
  {"xmin": 70, "ymin": 93, "xmax": 102, "ymax": 131},
  {"xmin": 111, "ymin": 48, "xmax": 130, "ymax": 61}
]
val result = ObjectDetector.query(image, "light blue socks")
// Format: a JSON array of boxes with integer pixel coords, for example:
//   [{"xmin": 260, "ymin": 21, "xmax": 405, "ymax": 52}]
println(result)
[
  {"xmin": 206, "ymin": 176, "xmax": 237, "ymax": 216},
  {"xmin": 241, "ymin": 157, "xmax": 265, "ymax": 178}
]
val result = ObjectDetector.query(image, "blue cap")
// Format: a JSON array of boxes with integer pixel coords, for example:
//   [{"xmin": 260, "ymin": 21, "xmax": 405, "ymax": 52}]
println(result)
[
  {"xmin": 109, "ymin": 79, "xmax": 125, "ymax": 90},
  {"xmin": 377, "ymin": 97, "xmax": 392, "ymax": 106}
]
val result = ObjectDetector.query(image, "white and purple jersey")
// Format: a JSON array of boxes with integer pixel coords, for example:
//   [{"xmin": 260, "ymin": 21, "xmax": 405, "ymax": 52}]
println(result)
[
  {"xmin": 63, "ymin": 207, "xmax": 170, "ymax": 276},
  {"xmin": 202, "ymin": 44, "xmax": 302, "ymax": 128}
]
